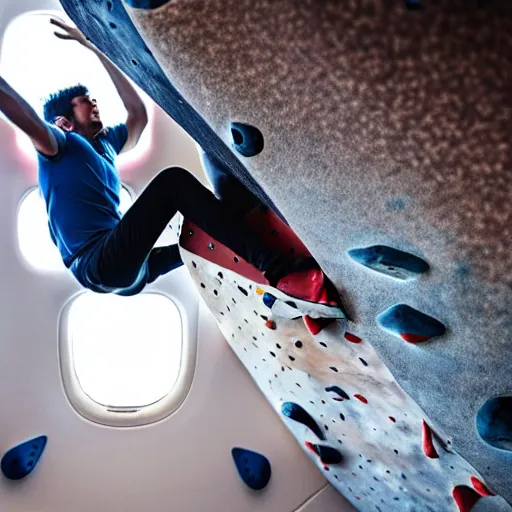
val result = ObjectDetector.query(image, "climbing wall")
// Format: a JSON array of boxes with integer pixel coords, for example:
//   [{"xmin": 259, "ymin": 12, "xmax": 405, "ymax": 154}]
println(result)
[
  {"xmin": 57, "ymin": 0, "xmax": 512, "ymax": 509},
  {"xmin": 179, "ymin": 212, "xmax": 505, "ymax": 512}
]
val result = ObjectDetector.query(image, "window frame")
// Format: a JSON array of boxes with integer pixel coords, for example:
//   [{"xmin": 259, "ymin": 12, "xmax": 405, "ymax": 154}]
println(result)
[{"xmin": 59, "ymin": 290, "xmax": 198, "ymax": 427}]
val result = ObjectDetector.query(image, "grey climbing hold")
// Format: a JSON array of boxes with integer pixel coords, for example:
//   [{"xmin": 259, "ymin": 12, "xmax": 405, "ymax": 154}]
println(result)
[
  {"xmin": 347, "ymin": 245, "xmax": 429, "ymax": 280},
  {"xmin": 476, "ymin": 396, "xmax": 512, "ymax": 452},
  {"xmin": 377, "ymin": 304, "xmax": 446, "ymax": 343}
]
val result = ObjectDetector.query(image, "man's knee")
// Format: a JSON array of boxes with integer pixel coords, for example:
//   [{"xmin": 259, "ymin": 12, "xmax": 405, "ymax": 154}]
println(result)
[{"xmin": 156, "ymin": 166, "xmax": 194, "ymax": 187}]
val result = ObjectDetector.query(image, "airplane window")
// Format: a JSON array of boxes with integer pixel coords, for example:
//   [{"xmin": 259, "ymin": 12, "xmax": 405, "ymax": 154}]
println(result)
[
  {"xmin": 0, "ymin": 11, "xmax": 152, "ymax": 161},
  {"xmin": 17, "ymin": 185, "xmax": 133, "ymax": 272},
  {"xmin": 66, "ymin": 291, "xmax": 182, "ymax": 408}
]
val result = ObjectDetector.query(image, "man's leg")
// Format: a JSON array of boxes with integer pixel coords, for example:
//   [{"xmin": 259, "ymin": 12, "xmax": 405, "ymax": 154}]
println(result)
[
  {"xmin": 93, "ymin": 167, "xmax": 296, "ymax": 291},
  {"xmin": 146, "ymin": 244, "xmax": 183, "ymax": 283}
]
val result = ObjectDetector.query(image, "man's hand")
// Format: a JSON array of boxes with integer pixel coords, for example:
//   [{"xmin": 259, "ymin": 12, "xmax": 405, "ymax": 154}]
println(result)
[
  {"xmin": 50, "ymin": 16, "xmax": 148, "ymax": 152},
  {"xmin": 50, "ymin": 18, "xmax": 94, "ymax": 50}
]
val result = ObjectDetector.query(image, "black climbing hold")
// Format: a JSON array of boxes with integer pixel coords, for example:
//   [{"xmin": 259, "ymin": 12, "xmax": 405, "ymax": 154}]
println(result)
[
  {"xmin": 123, "ymin": 0, "xmax": 171, "ymax": 8},
  {"xmin": 231, "ymin": 122, "xmax": 264, "ymax": 157},
  {"xmin": 238, "ymin": 286, "xmax": 248, "ymax": 296},
  {"xmin": 325, "ymin": 386, "xmax": 350, "ymax": 400},
  {"xmin": 306, "ymin": 443, "xmax": 343, "ymax": 464},
  {"xmin": 347, "ymin": 245, "xmax": 429, "ymax": 280},
  {"xmin": 377, "ymin": 304, "xmax": 446, "ymax": 343},
  {"xmin": 281, "ymin": 402, "xmax": 326, "ymax": 440},
  {"xmin": 231, "ymin": 447, "xmax": 271, "ymax": 490},
  {"xmin": 1, "ymin": 436, "xmax": 47, "ymax": 480},
  {"xmin": 476, "ymin": 396, "xmax": 512, "ymax": 452}
]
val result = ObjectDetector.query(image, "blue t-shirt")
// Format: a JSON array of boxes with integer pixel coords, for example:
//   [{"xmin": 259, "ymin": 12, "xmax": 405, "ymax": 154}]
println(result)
[{"xmin": 38, "ymin": 123, "xmax": 128, "ymax": 267}]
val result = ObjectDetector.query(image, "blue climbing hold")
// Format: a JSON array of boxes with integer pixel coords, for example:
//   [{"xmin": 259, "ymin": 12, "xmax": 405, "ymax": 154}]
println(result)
[
  {"xmin": 231, "ymin": 122, "xmax": 264, "ymax": 157},
  {"xmin": 231, "ymin": 448, "xmax": 271, "ymax": 490},
  {"xmin": 281, "ymin": 402, "xmax": 326, "ymax": 440},
  {"xmin": 123, "ymin": 0, "xmax": 171, "ymax": 8},
  {"xmin": 476, "ymin": 396, "xmax": 512, "ymax": 452},
  {"xmin": 1, "ymin": 436, "xmax": 47, "ymax": 480},
  {"xmin": 347, "ymin": 245, "xmax": 429, "ymax": 280},
  {"xmin": 377, "ymin": 304, "xmax": 446, "ymax": 343},
  {"xmin": 306, "ymin": 442, "xmax": 343, "ymax": 464},
  {"xmin": 262, "ymin": 292, "xmax": 277, "ymax": 309}
]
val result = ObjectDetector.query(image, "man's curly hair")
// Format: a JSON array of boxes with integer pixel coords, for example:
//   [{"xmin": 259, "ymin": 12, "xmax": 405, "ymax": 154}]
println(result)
[{"xmin": 43, "ymin": 84, "xmax": 89, "ymax": 123}]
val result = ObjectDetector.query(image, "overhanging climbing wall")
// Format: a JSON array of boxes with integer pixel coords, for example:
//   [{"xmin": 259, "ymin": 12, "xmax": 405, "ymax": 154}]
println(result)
[
  {"xmin": 58, "ymin": 0, "xmax": 512, "ymax": 510},
  {"xmin": 178, "ymin": 210, "xmax": 508, "ymax": 512}
]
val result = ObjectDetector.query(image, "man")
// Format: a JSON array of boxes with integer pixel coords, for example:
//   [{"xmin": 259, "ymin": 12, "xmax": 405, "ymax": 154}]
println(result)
[{"xmin": 0, "ymin": 18, "xmax": 318, "ymax": 298}]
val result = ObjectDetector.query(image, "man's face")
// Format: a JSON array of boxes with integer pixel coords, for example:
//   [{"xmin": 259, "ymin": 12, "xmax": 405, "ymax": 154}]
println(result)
[{"xmin": 70, "ymin": 95, "xmax": 103, "ymax": 134}]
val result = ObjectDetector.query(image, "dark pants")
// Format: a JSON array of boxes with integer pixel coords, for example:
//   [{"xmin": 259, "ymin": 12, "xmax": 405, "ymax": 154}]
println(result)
[{"xmin": 72, "ymin": 167, "xmax": 283, "ymax": 295}]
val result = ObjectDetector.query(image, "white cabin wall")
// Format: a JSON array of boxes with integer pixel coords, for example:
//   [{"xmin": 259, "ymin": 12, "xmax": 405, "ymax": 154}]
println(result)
[{"xmin": 0, "ymin": 2, "xmax": 354, "ymax": 509}]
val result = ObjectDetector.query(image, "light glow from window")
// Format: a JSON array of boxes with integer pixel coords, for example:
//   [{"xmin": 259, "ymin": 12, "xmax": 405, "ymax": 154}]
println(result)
[
  {"xmin": 18, "ymin": 186, "xmax": 133, "ymax": 272},
  {"xmin": 0, "ymin": 11, "xmax": 152, "ymax": 161},
  {"xmin": 68, "ymin": 292, "xmax": 182, "ymax": 408}
]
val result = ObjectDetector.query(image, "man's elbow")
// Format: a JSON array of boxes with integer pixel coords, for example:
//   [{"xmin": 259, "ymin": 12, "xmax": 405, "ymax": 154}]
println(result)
[{"xmin": 129, "ymin": 102, "xmax": 148, "ymax": 128}]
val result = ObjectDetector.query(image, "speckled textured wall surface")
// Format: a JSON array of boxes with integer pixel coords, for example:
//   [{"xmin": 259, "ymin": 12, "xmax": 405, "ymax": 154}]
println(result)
[{"xmin": 59, "ymin": 0, "xmax": 511, "ymax": 509}]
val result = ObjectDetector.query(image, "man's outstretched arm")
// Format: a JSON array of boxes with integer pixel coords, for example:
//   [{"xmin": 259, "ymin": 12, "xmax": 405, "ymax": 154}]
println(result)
[
  {"xmin": 51, "ymin": 18, "xmax": 148, "ymax": 153},
  {"xmin": 0, "ymin": 76, "xmax": 58, "ymax": 156}
]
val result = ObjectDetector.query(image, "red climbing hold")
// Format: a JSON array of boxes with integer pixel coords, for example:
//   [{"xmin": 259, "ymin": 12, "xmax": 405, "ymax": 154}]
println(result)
[
  {"xmin": 354, "ymin": 394, "xmax": 368, "ymax": 404},
  {"xmin": 344, "ymin": 332, "xmax": 362, "ymax": 343},
  {"xmin": 453, "ymin": 486, "xmax": 481, "ymax": 512},
  {"xmin": 304, "ymin": 316, "xmax": 322, "ymax": 335},
  {"xmin": 265, "ymin": 320, "xmax": 276, "ymax": 330},
  {"xmin": 421, "ymin": 420, "xmax": 439, "ymax": 459},
  {"xmin": 401, "ymin": 333, "xmax": 431, "ymax": 343},
  {"xmin": 277, "ymin": 268, "xmax": 325, "ymax": 304},
  {"xmin": 470, "ymin": 476, "xmax": 494, "ymax": 497},
  {"xmin": 303, "ymin": 316, "xmax": 334, "ymax": 335}
]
